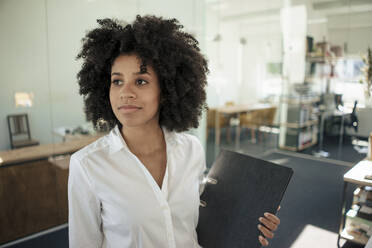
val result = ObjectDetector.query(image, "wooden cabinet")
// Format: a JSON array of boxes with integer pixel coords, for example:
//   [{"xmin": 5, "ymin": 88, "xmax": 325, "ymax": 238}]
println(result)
[
  {"xmin": 0, "ymin": 134, "xmax": 104, "ymax": 245},
  {"xmin": 0, "ymin": 160, "xmax": 68, "ymax": 244}
]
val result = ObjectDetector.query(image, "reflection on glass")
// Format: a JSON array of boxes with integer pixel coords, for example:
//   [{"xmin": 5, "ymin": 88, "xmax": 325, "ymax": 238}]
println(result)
[{"xmin": 14, "ymin": 92, "xmax": 34, "ymax": 108}]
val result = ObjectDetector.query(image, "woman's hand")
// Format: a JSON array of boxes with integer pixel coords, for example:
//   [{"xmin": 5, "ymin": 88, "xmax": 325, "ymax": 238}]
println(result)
[{"xmin": 257, "ymin": 206, "xmax": 281, "ymax": 246}]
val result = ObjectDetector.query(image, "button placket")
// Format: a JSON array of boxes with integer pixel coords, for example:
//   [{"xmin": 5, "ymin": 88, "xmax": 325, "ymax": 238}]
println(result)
[
  {"xmin": 162, "ymin": 146, "xmax": 176, "ymax": 248},
  {"xmin": 128, "ymin": 148, "xmax": 176, "ymax": 247}
]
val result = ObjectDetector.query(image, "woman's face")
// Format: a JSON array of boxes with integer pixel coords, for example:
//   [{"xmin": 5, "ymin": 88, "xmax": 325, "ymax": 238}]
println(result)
[{"xmin": 109, "ymin": 54, "xmax": 161, "ymax": 129}]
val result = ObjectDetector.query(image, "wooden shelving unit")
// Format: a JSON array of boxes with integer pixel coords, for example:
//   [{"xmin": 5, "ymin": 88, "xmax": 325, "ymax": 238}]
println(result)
[
  {"xmin": 279, "ymin": 94, "xmax": 320, "ymax": 152},
  {"xmin": 281, "ymin": 119, "xmax": 319, "ymax": 128},
  {"xmin": 280, "ymin": 96, "xmax": 320, "ymax": 105},
  {"xmin": 279, "ymin": 140, "xmax": 317, "ymax": 152}
]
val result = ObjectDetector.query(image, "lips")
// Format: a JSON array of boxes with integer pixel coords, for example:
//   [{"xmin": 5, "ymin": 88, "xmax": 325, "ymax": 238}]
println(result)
[
  {"xmin": 118, "ymin": 105, "xmax": 141, "ymax": 109},
  {"xmin": 118, "ymin": 105, "xmax": 142, "ymax": 114}
]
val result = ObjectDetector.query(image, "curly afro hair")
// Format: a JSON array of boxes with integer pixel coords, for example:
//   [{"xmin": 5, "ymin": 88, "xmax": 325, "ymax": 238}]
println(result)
[{"xmin": 76, "ymin": 15, "xmax": 208, "ymax": 132}]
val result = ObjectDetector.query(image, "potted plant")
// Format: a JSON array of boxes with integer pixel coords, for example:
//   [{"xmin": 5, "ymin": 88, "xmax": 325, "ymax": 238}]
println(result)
[{"xmin": 360, "ymin": 47, "xmax": 372, "ymax": 107}]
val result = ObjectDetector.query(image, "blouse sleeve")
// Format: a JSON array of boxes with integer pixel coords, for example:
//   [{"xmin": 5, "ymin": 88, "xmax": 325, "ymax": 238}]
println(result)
[{"xmin": 68, "ymin": 155, "xmax": 103, "ymax": 248}]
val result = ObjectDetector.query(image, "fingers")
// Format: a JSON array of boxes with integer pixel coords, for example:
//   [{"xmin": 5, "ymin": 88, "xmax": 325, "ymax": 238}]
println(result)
[
  {"xmin": 258, "ymin": 224, "xmax": 274, "ymax": 239},
  {"xmin": 259, "ymin": 235, "xmax": 269, "ymax": 246},
  {"xmin": 264, "ymin": 212, "xmax": 280, "ymax": 225},
  {"xmin": 257, "ymin": 211, "xmax": 281, "ymax": 246},
  {"xmin": 259, "ymin": 217, "xmax": 277, "ymax": 231}
]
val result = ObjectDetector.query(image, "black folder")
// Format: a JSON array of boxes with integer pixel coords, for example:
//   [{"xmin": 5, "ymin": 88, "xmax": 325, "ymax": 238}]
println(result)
[{"xmin": 196, "ymin": 149, "xmax": 293, "ymax": 248}]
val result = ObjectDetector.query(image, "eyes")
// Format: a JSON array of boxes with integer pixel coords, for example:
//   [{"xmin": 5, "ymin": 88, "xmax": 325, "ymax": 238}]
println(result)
[{"xmin": 111, "ymin": 78, "xmax": 148, "ymax": 86}]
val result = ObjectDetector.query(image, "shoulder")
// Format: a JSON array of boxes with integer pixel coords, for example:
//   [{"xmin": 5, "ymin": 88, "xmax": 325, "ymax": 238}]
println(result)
[
  {"xmin": 70, "ymin": 133, "xmax": 111, "ymax": 164},
  {"xmin": 173, "ymin": 132, "xmax": 206, "ymax": 174},
  {"xmin": 173, "ymin": 132, "xmax": 204, "ymax": 156},
  {"xmin": 69, "ymin": 134, "xmax": 112, "ymax": 184},
  {"xmin": 176, "ymin": 132, "xmax": 202, "ymax": 147}
]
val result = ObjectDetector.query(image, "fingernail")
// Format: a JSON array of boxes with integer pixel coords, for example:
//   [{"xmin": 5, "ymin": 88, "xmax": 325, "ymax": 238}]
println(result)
[
  {"xmin": 264, "ymin": 212, "xmax": 269, "ymax": 217},
  {"xmin": 259, "ymin": 217, "xmax": 263, "ymax": 222},
  {"xmin": 258, "ymin": 224, "xmax": 261, "ymax": 229}
]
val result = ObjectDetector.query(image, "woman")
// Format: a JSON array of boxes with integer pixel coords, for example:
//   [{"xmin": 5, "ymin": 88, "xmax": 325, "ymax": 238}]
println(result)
[{"xmin": 68, "ymin": 15, "xmax": 280, "ymax": 247}]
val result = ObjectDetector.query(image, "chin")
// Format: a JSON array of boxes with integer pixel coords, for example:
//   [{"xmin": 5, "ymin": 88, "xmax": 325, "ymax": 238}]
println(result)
[
  {"xmin": 119, "ymin": 119, "xmax": 143, "ymax": 128},
  {"xmin": 119, "ymin": 118, "xmax": 158, "ymax": 129},
  {"xmin": 116, "ymin": 111, "xmax": 160, "ymax": 129}
]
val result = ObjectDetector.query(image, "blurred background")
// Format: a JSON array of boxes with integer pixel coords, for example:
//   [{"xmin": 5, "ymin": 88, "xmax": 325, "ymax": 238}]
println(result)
[{"xmin": 1, "ymin": 0, "xmax": 372, "ymax": 247}]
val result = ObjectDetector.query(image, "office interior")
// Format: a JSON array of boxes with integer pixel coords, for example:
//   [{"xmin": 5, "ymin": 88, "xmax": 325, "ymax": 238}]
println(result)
[{"xmin": 1, "ymin": 0, "xmax": 372, "ymax": 247}]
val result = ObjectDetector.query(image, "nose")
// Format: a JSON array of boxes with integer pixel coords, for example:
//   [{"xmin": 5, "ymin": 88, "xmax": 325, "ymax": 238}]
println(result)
[{"xmin": 119, "ymin": 83, "xmax": 136, "ymax": 100}]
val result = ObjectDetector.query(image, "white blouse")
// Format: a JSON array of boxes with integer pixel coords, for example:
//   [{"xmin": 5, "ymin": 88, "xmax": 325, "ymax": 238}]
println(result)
[{"xmin": 68, "ymin": 125, "xmax": 207, "ymax": 248}]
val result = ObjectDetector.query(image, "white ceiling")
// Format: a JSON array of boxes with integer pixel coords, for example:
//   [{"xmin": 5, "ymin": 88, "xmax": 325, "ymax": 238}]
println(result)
[{"xmin": 206, "ymin": 0, "xmax": 372, "ymax": 22}]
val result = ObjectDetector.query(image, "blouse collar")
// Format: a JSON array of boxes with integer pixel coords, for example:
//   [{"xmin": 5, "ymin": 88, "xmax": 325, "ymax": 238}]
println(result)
[{"xmin": 108, "ymin": 125, "xmax": 178, "ymax": 155}]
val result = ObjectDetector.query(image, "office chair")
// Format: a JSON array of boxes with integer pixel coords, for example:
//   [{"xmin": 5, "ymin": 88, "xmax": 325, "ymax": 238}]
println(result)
[
  {"xmin": 328, "ymin": 100, "xmax": 358, "ymax": 137},
  {"xmin": 7, "ymin": 113, "xmax": 39, "ymax": 149}
]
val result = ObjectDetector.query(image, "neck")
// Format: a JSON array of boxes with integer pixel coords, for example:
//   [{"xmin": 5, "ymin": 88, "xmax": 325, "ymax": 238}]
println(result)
[{"xmin": 121, "ymin": 123, "xmax": 165, "ymax": 156}]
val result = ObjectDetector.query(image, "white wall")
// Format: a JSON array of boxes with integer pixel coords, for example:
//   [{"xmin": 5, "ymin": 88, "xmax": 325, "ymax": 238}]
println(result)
[
  {"xmin": 328, "ymin": 12, "xmax": 372, "ymax": 54},
  {"xmin": 306, "ymin": 10, "xmax": 372, "ymax": 106},
  {"xmin": 306, "ymin": 11, "xmax": 372, "ymax": 54},
  {"xmin": 45, "ymin": 0, "xmax": 138, "ymax": 138},
  {"xmin": 239, "ymin": 21, "xmax": 283, "ymax": 103},
  {"xmin": 205, "ymin": 1, "xmax": 372, "ymax": 108},
  {"xmin": 0, "ymin": 0, "xmax": 53, "ymax": 148},
  {"xmin": 0, "ymin": 0, "xmax": 207, "ymax": 151},
  {"xmin": 205, "ymin": 5, "xmax": 284, "ymax": 107}
]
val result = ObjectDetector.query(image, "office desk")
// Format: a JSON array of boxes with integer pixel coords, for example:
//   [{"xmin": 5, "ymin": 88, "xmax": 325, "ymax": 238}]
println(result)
[
  {"xmin": 0, "ymin": 133, "xmax": 105, "ymax": 166},
  {"xmin": 213, "ymin": 103, "xmax": 273, "ymax": 152}
]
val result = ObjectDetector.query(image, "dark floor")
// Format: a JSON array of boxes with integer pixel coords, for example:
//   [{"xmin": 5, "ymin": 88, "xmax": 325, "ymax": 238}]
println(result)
[
  {"xmin": 2, "ymin": 127, "xmax": 369, "ymax": 248},
  {"xmin": 259, "ymin": 151, "xmax": 356, "ymax": 248},
  {"xmin": 1, "ymin": 226, "xmax": 68, "ymax": 248},
  {"xmin": 206, "ymin": 127, "xmax": 366, "ymax": 167},
  {"xmin": 206, "ymin": 127, "xmax": 368, "ymax": 248},
  {"xmin": 301, "ymin": 134, "xmax": 367, "ymax": 163}
]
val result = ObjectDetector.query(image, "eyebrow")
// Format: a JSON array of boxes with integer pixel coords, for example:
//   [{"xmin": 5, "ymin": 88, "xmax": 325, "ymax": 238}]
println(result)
[
  {"xmin": 134, "ymin": 71, "xmax": 151, "ymax": 75},
  {"xmin": 111, "ymin": 72, "xmax": 122, "ymax": 77},
  {"xmin": 111, "ymin": 71, "xmax": 151, "ymax": 77}
]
